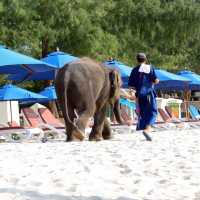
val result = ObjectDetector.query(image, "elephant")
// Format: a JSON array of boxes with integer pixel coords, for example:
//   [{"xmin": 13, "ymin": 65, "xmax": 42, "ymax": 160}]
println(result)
[{"xmin": 55, "ymin": 57, "xmax": 125, "ymax": 141}]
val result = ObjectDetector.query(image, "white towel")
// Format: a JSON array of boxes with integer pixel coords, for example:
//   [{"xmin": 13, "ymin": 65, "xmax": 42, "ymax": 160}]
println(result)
[{"xmin": 139, "ymin": 63, "xmax": 151, "ymax": 74}]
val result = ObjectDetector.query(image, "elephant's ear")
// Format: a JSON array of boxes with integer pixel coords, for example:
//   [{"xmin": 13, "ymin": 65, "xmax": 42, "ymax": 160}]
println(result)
[{"xmin": 109, "ymin": 70, "xmax": 122, "ymax": 100}]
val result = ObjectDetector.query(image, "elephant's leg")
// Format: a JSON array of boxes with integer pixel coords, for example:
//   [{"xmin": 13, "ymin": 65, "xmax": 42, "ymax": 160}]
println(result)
[
  {"xmin": 89, "ymin": 106, "xmax": 107, "ymax": 141},
  {"xmin": 74, "ymin": 86, "xmax": 96, "ymax": 135},
  {"xmin": 102, "ymin": 117, "xmax": 112, "ymax": 140},
  {"xmin": 75, "ymin": 105, "xmax": 95, "ymax": 135},
  {"xmin": 62, "ymin": 106, "xmax": 77, "ymax": 142}
]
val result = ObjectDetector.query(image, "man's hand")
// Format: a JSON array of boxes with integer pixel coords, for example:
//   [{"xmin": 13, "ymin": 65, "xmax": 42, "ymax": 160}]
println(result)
[{"xmin": 153, "ymin": 79, "xmax": 159, "ymax": 84}]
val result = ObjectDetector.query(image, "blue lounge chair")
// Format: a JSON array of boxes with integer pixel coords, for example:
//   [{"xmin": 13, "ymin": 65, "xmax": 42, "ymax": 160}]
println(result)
[
  {"xmin": 119, "ymin": 98, "xmax": 136, "ymax": 110},
  {"xmin": 189, "ymin": 105, "xmax": 200, "ymax": 120}
]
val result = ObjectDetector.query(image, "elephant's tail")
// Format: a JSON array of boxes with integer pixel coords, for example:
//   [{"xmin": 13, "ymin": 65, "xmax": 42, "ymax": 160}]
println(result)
[
  {"xmin": 63, "ymin": 72, "xmax": 72, "ymax": 125},
  {"xmin": 63, "ymin": 73, "xmax": 85, "ymax": 141}
]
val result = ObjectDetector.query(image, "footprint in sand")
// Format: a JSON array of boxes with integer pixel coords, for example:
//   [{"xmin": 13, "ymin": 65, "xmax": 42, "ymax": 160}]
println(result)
[
  {"xmin": 41, "ymin": 164, "xmax": 48, "ymax": 168},
  {"xmin": 84, "ymin": 166, "xmax": 90, "ymax": 173},
  {"xmin": 67, "ymin": 184, "xmax": 78, "ymax": 192},
  {"xmin": 53, "ymin": 179, "xmax": 64, "ymax": 187},
  {"xmin": 134, "ymin": 179, "xmax": 141, "ymax": 184},
  {"xmin": 112, "ymin": 153, "xmax": 122, "ymax": 158},
  {"xmin": 8, "ymin": 177, "xmax": 19, "ymax": 184},
  {"xmin": 119, "ymin": 165, "xmax": 132, "ymax": 175},
  {"xmin": 46, "ymin": 156, "xmax": 53, "ymax": 160},
  {"xmin": 30, "ymin": 181, "xmax": 42, "ymax": 187},
  {"xmin": 59, "ymin": 168, "xmax": 65, "ymax": 171},
  {"xmin": 159, "ymin": 179, "xmax": 167, "ymax": 184},
  {"xmin": 183, "ymin": 175, "xmax": 191, "ymax": 180},
  {"xmin": 54, "ymin": 181, "xmax": 64, "ymax": 187}
]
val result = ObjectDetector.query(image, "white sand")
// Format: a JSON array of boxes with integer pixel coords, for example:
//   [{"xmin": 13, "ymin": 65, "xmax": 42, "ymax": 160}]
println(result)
[{"xmin": 0, "ymin": 127, "xmax": 200, "ymax": 200}]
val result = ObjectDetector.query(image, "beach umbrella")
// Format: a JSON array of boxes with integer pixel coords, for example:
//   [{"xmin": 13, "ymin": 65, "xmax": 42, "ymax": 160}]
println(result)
[
  {"xmin": 0, "ymin": 84, "xmax": 47, "ymax": 102},
  {"xmin": 0, "ymin": 46, "xmax": 55, "ymax": 78},
  {"xmin": 104, "ymin": 60, "xmax": 132, "ymax": 88},
  {"xmin": 41, "ymin": 50, "xmax": 78, "ymax": 68},
  {"xmin": 39, "ymin": 86, "xmax": 57, "ymax": 101},
  {"xmin": 8, "ymin": 50, "xmax": 79, "ymax": 81},
  {"xmin": 0, "ymin": 84, "xmax": 47, "ymax": 122},
  {"xmin": 8, "ymin": 70, "xmax": 55, "ymax": 81},
  {"xmin": 21, "ymin": 86, "xmax": 57, "ymax": 104},
  {"xmin": 155, "ymin": 69, "xmax": 191, "ymax": 118},
  {"xmin": 177, "ymin": 70, "xmax": 200, "ymax": 90},
  {"xmin": 155, "ymin": 69, "xmax": 190, "ymax": 91}
]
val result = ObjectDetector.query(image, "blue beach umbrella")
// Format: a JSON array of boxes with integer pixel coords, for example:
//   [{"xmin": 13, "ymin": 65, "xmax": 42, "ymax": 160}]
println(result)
[
  {"xmin": 21, "ymin": 86, "xmax": 57, "ymax": 104},
  {"xmin": 177, "ymin": 70, "xmax": 200, "ymax": 90},
  {"xmin": 0, "ymin": 84, "xmax": 47, "ymax": 122},
  {"xmin": 8, "ymin": 70, "xmax": 55, "ymax": 81},
  {"xmin": 0, "ymin": 84, "xmax": 47, "ymax": 101},
  {"xmin": 39, "ymin": 86, "xmax": 57, "ymax": 101},
  {"xmin": 0, "ymin": 46, "xmax": 55, "ymax": 76},
  {"xmin": 155, "ymin": 69, "xmax": 190, "ymax": 91},
  {"xmin": 120, "ymin": 98, "xmax": 136, "ymax": 110},
  {"xmin": 8, "ymin": 50, "xmax": 79, "ymax": 81},
  {"xmin": 104, "ymin": 60, "xmax": 132, "ymax": 88},
  {"xmin": 41, "ymin": 50, "xmax": 78, "ymax": 68}
]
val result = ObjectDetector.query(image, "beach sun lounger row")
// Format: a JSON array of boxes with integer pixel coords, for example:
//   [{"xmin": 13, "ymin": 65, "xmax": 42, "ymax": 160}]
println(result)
[{"xmin": 0, "ymin": 107, "xmax": 66, "ymax": 142}]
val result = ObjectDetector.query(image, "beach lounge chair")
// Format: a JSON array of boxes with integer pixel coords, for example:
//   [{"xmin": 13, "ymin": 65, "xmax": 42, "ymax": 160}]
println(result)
[
  {"xmin": 22, "ymin": 107, "xmax": 44, "ymax": 128},
  {"xmin": 156, "ymin": 111, "xmax": 165, "ymax": 123},
  {"xmin": 157, "ymin": 108, "xmax": 187, "ymax": 129},
  {"xmin": 38, "ymin": 108, "xmax": 64, "ymax": 129},
  {"xmin": 188, "ymin": 105, "xmax": 200, "ymax": 120},
  {"xmin": 165, "ymin": 106, "xmax": 176, "ymax": 119},
  {"xmin": 158, "ymin": 107, "xmax": 186, "ymax": 124},
  {"xmin": 0, "ymin": 121, "xmax": 24, "ymax": 131},
  {"xmin": 158, "ymin": 108, "xmax": 171, "ymax": 123},
  {"xmin": 120, "ymin": 105, "xmax": 135, "ymax": 125},
  {"xmin": 21, "ymin": 107, "xmax": 65, "ymax": 140},
  {"xmin": 165, "ymin": 105, "xmax": 200, "ymax": 128},
  {"xmin": 0, "ymin": 121, "xmax": 43, "ymax": 142}
]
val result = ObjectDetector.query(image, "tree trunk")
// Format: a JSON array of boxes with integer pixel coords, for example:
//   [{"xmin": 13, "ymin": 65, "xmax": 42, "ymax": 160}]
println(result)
[{"xmin": 41, "ymin": 36, "xmax": 58, "ymax": 116}]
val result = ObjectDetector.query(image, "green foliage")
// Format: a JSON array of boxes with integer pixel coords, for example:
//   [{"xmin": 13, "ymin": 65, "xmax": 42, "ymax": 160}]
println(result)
[{"xmin": 1, "ymin": 0, "xmax": 200, "ymax": 90}]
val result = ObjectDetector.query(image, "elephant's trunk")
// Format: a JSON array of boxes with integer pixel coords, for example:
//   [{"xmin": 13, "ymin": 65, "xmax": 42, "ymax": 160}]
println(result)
[{"xmin": 113, "ymin": 99, "xmax": 125, "ymax": 124}]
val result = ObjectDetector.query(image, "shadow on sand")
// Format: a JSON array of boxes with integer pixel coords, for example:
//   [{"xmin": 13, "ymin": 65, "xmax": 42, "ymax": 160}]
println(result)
[{"xmin": 0, "ymin": 188, "xmax": 136, "ymax": 200}]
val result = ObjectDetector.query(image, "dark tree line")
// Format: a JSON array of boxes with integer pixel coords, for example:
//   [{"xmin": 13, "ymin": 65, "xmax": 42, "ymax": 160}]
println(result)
[{"xmin": 1, "ymin": 0, "xmax": 200, "ymax": 88}]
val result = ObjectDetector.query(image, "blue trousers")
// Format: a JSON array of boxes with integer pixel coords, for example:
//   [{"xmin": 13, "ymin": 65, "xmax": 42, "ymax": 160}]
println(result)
[{"xmin": 136, "ymin": 92, "xmax": 157, "ymax": 130}]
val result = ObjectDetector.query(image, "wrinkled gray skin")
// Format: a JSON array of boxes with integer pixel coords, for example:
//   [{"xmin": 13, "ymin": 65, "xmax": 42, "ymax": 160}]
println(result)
[{"xmin": 55, "ymin": 57, "xmax": 124, "ymax": 141}]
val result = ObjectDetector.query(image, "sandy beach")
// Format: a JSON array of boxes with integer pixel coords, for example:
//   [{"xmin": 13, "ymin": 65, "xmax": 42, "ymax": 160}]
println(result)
[{"xmin": 0, "ymin": 127, "xmax": 200, "ymax": 200}]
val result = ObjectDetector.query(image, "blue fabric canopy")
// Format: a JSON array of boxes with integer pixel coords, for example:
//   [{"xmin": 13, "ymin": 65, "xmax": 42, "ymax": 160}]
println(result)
[
  {"xmin": 8, "ymin": 50, "xmax": 79, "ymax": 81},
  {"xmin": 177, "ymin": 70, "xmax": 200, "ymax": 90},
  {"xmin": 41, "ymin": 51, "xmax": 78, "ymax": 68},
  {"xmin": 155, "ymin": 69, "xmax": 190, "ymax": 91},
  {"xmin": 39, "ymin": 86, "xmax": 57, "ymax": 101},
  {"xmin": 0, "ymin": 84, "xmax": 47, "ymax": 102},
  {"xmin": 104, "ymin": 60, "xmax": 132, "ymax": 88},
  {"xmin": 0, "ymin": 46, "xmax": 55, "ymax": 76},
  {"xmin": 8, "ymin": 71, "xmax": 55, "ymax": 81}
]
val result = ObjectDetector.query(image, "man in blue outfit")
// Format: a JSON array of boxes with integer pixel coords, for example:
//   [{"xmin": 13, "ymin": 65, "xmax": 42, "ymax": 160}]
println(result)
[{"xmin": 128, "ymin": 53, "xmax": 159, "ymax": 141}]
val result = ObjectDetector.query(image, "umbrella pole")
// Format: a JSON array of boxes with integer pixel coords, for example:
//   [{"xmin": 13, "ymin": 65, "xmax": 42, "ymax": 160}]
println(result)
[
  {"xmin": 185, "ymin": 90, "xmax": 190, "ymax": 119},
  {"xmin": 10, "ymin": 100, "xmax": 13, "ymax": 123}
]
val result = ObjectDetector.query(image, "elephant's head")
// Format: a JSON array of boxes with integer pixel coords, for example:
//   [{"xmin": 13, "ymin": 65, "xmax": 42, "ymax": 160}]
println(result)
[
  {"xmin": 108, "ymin": 70, "xmax": 124, "ymax": 124},
  {"xmin": 109, "ymin": 70, "xmax": 121, "ymax": 103}
]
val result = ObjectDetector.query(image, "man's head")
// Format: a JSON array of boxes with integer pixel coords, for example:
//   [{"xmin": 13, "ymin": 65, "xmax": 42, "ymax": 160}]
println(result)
[{"xmin": 136, "ymin": 53, "xmax": 147, "ymax": 63}]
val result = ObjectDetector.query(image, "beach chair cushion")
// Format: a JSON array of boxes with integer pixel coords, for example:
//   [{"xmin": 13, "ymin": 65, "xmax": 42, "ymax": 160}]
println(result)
[
  {"xmin": 120, "ymin": 105, "xmax": 135, "ymax": 125},
  {"xmin": 156, "ymin": 112, "xmax": 165, "ymax": 123},
  {"xmin": 189, "ymin": 105, "xmax": 200, "ymax": 120},
  {"xmin": 165, "ymin": 106, "xmax": 177, "ymax": 118},
  {"xmin": 158, "ymin": 108, "xmax": 171, "ymax": 122},
  {"xmin": 38, "ymin": 108, "xmax": 64, "ymax": 128},
  {"xmin": 22, "ymin": 107, "xmax": 43, "ymax": 127},
  {"xmin": 7, "ymin": 121, "xmax": 22, "ymax": 128}
]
